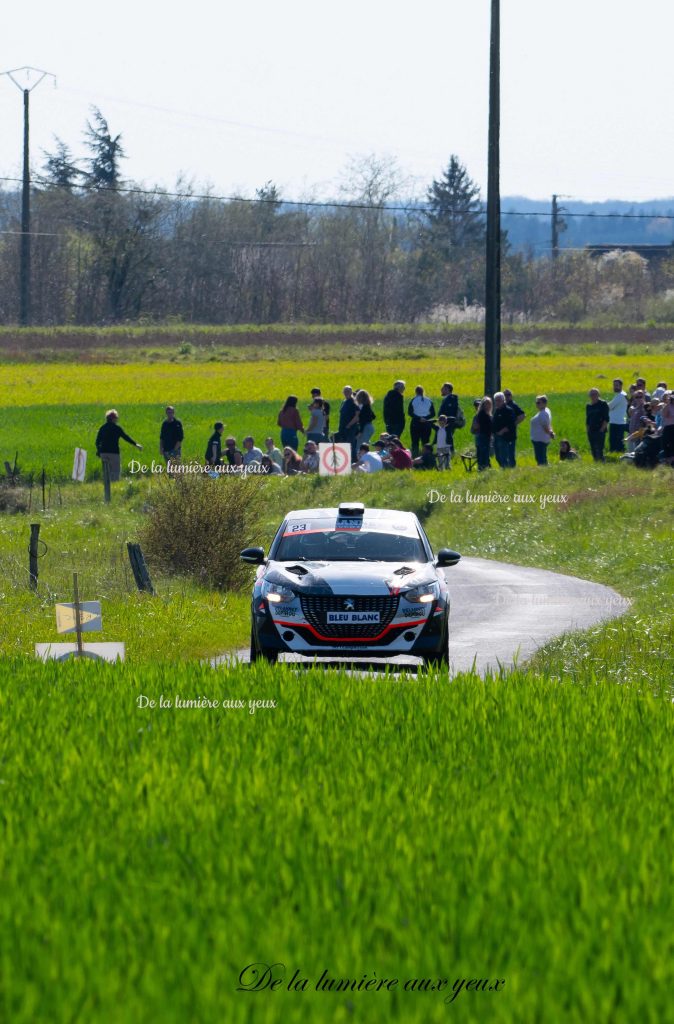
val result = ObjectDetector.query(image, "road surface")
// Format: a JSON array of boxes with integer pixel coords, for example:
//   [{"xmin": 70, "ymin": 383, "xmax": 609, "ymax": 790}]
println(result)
[{"xmin": 214, "ymin": 557, "xmax": 629, "ymax": 677}]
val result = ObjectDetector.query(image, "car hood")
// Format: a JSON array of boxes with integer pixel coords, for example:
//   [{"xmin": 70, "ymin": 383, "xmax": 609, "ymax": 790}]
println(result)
[{"xmin": 265, "ymin": 560, "xmax": 436, "ymax": 596}]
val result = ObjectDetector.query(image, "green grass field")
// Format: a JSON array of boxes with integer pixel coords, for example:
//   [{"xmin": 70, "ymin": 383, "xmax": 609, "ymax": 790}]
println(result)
[
  {"xmin": 2, "ymin": 658, "xmax": 674, "ymax": 1023},
  {"xmin": 1, "ymin": 338, "xmax": 673, "ymax": 1022}
]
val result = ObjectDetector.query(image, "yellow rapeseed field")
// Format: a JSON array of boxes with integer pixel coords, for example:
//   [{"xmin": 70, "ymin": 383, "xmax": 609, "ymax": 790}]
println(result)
[{"xmin": 0, "ymin": 350, "xmax": 668, "ymax": 408}]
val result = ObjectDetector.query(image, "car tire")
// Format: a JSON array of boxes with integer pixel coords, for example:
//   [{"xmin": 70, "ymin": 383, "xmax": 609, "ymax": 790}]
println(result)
[
  {"xmin": 423, "ymin": 622, "xmax": 449, "ymax": 669},
  {"xmin": 249, "ymin": 627, "xmax": 278, "ymax": 664}
]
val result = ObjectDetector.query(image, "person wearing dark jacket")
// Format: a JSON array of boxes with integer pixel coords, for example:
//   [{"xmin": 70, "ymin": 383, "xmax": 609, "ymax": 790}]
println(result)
[
  {"xmin": 159, "ymin": 406, "xmax": 184, "ymax": 464},
  {"xmin": 438, "ymin": 383, "xmax": 459, "ymax": 452},
  {"xmin": 471, "ymin": 397, "xmax": 493, "ymax": 471},
  {"xmin": 586, "ymin": 389, "xmax": 610, "ymax": 461},
  {"xmin": 492, "ymin": 392, "xmax": 516, "ymax": 468},
  {"xmin": 95, "ymin": 409, "xmax": 142, "ymax": 482},
  {"xmin": 383, "ymin": 380, "xmax": 406, "ymax": 438},
  {"xmin": 205, "ymin": 422, "xmax": 225, "ymax": 466}
]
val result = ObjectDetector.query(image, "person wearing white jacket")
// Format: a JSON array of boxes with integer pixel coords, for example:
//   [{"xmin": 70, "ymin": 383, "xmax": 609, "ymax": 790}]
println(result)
[{"xmin": 608, "ymin": 378, "xmax": 628, "ymax": 453}]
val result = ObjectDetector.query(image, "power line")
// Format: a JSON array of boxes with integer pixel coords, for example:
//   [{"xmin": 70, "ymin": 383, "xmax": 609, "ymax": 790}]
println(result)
[{"xmin": 0, "ymin": 174, "xmax": 673, "ymax": 219}]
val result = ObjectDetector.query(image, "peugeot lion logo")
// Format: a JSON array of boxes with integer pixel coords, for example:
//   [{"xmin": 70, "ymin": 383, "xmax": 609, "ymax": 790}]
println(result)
[{"xmin": 343, "ymin": 598, "xmax": 355, "ymax": 611}]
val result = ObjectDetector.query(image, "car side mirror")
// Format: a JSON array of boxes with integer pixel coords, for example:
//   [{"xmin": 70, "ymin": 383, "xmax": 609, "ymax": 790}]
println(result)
[
  {"xmin": 435, "ymin": 548, "xmax": 461, "ymax": 567},
  {"xmin": 240, "ymin": 547, "xmax": 266, "ymax": 565}
]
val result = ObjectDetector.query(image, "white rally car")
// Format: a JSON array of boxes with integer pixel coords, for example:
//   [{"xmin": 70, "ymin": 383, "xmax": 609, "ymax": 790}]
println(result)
[{"xmin": 241, "ymin": 502, "xmax": 461, "ymax": 664}]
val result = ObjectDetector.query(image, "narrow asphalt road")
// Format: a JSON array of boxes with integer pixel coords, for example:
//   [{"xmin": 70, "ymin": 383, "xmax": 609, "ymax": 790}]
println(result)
[{"xmin": 213, "ymin": 557, "xmax": 629, "ymax": 677}]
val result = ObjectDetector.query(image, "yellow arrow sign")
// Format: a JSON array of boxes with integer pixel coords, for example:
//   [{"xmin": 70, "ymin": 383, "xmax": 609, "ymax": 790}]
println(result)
[{"xmin": 55, "ymin": 602, "xmax": 102, "ymax": 634}]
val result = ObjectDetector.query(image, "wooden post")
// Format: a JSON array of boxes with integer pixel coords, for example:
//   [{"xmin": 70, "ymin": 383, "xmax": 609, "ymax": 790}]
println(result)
[
  {"xmin": 72, "ymin": 571, "xmax": 84, "ymax": 656},
  {"xmin": 29, "ymin": 523, "xmax": 40, "ymax": 591},
  {"xmin": 126, "ymin": 542, "xmax": 155, "ymax": 594},
  {"xmin": 102, "ymin": 459, "xmax": 111, "ymax": 503}
]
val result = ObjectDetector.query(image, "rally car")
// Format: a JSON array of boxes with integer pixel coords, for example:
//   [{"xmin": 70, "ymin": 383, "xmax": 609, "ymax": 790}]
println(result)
[{"xmin": 240, "ymin": 502, "xmax": 461, "ymax": 665}]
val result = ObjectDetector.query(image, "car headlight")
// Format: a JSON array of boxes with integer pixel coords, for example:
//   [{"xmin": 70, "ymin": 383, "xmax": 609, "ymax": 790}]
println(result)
[
  {"xmin": 403, "ymin": 581, "xmax": 441, "ymax": 604},
  {"xmin": 260, "ymin": 580, "xmax": 295, "ymax": 604}
]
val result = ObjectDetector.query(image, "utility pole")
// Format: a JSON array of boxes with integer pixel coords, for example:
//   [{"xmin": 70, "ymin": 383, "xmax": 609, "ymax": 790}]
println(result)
[
  {"xmin": 551, "ymin": 194, "xmax": 568, "ymax": 260},
  {"xmin": 1, "ymin": 67, "xmax": 56, "ymax": 326},
  {"xmin": 484, "ymin": 0, "xmax": 501, "ymax": 396}
]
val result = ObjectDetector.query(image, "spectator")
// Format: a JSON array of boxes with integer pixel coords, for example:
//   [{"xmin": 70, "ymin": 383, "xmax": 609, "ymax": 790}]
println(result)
[
  {"xmin": 608, "ymin": 379, "xmax": 628, "ymax": 453},
  {"xmin": 159, "ymin": 405, "xmax": 183, "ymax": 465},
  {"xmin": 264, "ymin": 436, "xmax": 284, "ymax": 469},
  {"xmin": 652, "ymin": 381, "xmax": 668, "ymax": 401},
  {"xmin": 471, "ymin": 396, "xmax": 493, "ymax": 471},
  {"xmin": 661, "ymin": 391, "xmax": 674, "ymax": 462},
  {"xmin": 283, "ymin": 447, "xmax": 303, "ymax": 476},
  {"xmin": 503, "ymin": 388, "xmax": 526, "ymax": 466},
  {"xmin": 338, "ymin": 385, "xmax": 360, "ymax": 460},
  {"xmin": 492, "ymin": 392, "xmax": 516, "ymax": 469},
  {"xmin": 306, "ymin": 398, "xmax": 327, "ymax": 443},
  {"xmin": 627, "ymin": 390, "xmax": 647, "ymax": 451},
  {"xmin": 205, "ymin": 422, "xmax": 225, "ymax": 466},
  {"xmin": 95, "ymin": 409, "xmax": 143, "ymax": 482},
  {"xmin": 432, "ymin": 415, "xmax": 452, "ymax": 470},
  {"xmin": 242, "ymin": 436, "xmax": 263, "ymax": 465},
  {"xmin": 224, "ymin": 436, "xmax": 242, "ymax": 466},
  {"xmin": 300, "ymin": 441, "xmax": 320, "ymax": 474},
  {"xmin": 438, "ymin": 383, "xmax": 459, "ymax": 453},
  {"xmin": 356, "ymin": 390, "xmax": 376, "ymax": 448},
  {"xmin": 586, "ymin": 388, "xmax": 610, "ymax": 461},
  {"xmin": 261, "ymin": 454, "xmax": 284, "ymax": 476},
  {"xmin": 559, "ymin": 439, "xmax": 579, "ymax": 461},
  {"xmin": 388, "ymin": 437, "xmax": 413, "ymax": 470},
  {"xmin": 356, "ymin": 442, "xmax": 383, "ymax": 473},
  {"xmin": 383, "ymin": 380, "xmax": 406, "ymax": 438},
  {"xmin": 277, "ymin": 396, "xmax": 304, "ymax": 451},
  {"xmin": 310, "ymin": 387, "xmax": 331, "ymax": 436},
  {"xmin": 530, "ymin": 395, "xmax": 554, "ymax": 465},
  {"xmin": 408, "ymin": 385, "xmax": 436, "ymax": 458},
  {"xmin": 413, "ymin": 443, "xmax": 437, "ymax": 470}
]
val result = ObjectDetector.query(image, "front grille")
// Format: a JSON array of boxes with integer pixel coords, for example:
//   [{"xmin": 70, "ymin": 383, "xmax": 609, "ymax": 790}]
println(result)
[{"xmin": 299, "ymin": 594, "xmax": 399, "ymax": 639}]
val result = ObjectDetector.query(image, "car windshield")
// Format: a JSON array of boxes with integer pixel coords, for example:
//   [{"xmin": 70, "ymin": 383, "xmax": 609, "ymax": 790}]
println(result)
[{"xmin": 275, "ymin": 529, "xmax": 426, "ymax": 563}]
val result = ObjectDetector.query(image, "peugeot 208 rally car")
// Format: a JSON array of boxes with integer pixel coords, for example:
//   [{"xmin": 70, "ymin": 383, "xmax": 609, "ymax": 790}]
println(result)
[{"xmin": 240, "ymin": 502, "xmax": 461, "ymax": 664}]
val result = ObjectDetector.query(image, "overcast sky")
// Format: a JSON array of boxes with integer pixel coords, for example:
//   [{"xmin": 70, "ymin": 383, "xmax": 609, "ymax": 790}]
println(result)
[{"xmin": 2, "ymin": 0, "xmax": 673, "ymax": 203}]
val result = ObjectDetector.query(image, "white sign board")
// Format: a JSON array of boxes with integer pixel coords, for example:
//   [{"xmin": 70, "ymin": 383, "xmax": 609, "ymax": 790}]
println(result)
[
  {"xmin": 318, "ymin": 442, "xmax": 352, "ymax": 476},
  {"xmin": 72, "ymin": 448, "xmax": 87, "ymax": 482},
  {"xmin": 35, "ymin": 642, "xmax": 125, "ymax": 663},
  {"xmin": 55, "ymin": 601, "xmax": 102, "ymax": 634}
]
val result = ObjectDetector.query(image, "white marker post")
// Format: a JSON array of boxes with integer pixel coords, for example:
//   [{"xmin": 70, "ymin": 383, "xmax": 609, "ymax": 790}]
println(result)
[{"xmin": 72, "ymin": 448, "xmax": 87, "ymax": 482}]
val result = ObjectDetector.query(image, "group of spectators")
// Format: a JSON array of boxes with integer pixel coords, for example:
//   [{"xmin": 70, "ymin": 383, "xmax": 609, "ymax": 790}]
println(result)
[{"xmin": 93, "ymin": 375, "xmax": 673, "ymax": 480}]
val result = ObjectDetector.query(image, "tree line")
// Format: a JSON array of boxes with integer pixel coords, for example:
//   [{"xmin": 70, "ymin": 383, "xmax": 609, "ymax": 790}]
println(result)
[{"xmin": 0, "ymin": 109, "xmax": 672, "ymax": 326}]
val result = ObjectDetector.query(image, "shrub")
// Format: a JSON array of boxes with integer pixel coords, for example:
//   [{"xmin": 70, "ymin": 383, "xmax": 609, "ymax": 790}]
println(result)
[
  {"xmin": 0, "ymin": 483, "xmax": 29, "ymax": 513},
  {"xmin": 139, "ymin": 475, "xmax": 264, "ymax": 590}
]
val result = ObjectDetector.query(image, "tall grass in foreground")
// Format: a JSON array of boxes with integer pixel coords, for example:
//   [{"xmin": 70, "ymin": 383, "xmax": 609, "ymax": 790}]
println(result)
[{"xmin": 1, "ymin": 658, "xmax": 674, "ymax": 1023}]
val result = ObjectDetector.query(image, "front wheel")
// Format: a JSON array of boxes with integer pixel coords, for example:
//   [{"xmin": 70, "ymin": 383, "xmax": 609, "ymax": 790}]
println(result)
[{"xmin": 249, "ymin": 627, "xmax": 278, "ymax": 664}]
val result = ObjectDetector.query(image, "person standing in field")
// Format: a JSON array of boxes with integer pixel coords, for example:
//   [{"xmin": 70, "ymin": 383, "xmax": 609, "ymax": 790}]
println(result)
[
  {"xmin": 277, "ymin": 396, "xmax": 305, "ymax": 451},
  {"xmin": 586, "ymin": 388, "xmax": 610, "ymax": 461},
  {"xmin": 503, "ymin": 388, "xmax": 526, "ymax": 467},
  {"xmin": 491, "ymin": 392, "xmax": 516, "ymax": 469},
  {"xmin": 408, "ymin": 385, "xmax": 436, "ymax": 458},
  {"xmin": 95, "ymin": 409, "xmax": 143, "ymax": 482},
  {"xmin": 607, "ymin": 379, "xmax": 628, "ymax": 454},
  {"xmin": 356, "ymin": 390, "xmax": 376, "ymax": 449},
  {"xmin": 338, "ymin": 385, "xmax": 360, "ymax": 460},
  {"xmin": 471, "ymin": 396, "xmax": 493, "ymax": 471},
  {"xmin": 530, "ymin": 396, "xmax": 554, "ymax": 465},
  {"xmin": 306, "ymin": 398, "xmax": 327, "ymax": 443},
  {"xmin": 383, "ymin": 380, "xmax": 406, "ymax": 439},
  {"xmin": 159, "ymin": 406, "xmax": 184, "ymax": 466},
  {"xmin": 205, "ymin": 422, "xmax": 225, "ymax": 466},
  {"xmin": 309, "ymin": 387, "xmax": 331, "ymax": 437},
  {"xmin": 438, "ymin": 383, "xmax": 459, "ymax": 453}
]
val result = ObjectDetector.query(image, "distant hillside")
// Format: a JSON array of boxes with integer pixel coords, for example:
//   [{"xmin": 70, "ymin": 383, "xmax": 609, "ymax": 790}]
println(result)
[{"xmin": 502, "ymin": 196, "xmax": 674, "ymax": 255}]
